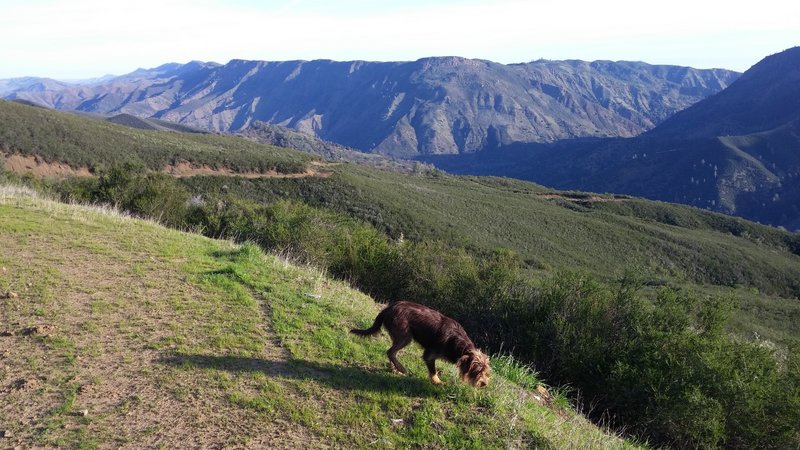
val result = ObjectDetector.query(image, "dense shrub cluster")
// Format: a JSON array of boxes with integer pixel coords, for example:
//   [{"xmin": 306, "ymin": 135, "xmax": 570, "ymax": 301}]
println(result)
[
  {"xmin": 507, "ymin": 273, "xmax": 800, "ymax": 448},
  {"xmin": 38, "ymin": 168, "xmax": 800, "ymax": 448}
]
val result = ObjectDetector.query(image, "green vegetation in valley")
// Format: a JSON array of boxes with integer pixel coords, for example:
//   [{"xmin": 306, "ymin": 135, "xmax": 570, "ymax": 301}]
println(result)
[
  {"xmin": 179, "ymin": 165, "xmax": 800, "ymax": 298},
  {"xmin": 174, "ymin": 165, "xmax": 800, "ymax": 347}
]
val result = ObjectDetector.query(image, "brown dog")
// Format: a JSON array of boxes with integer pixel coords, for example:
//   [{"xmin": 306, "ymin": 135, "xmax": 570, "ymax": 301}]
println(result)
[{"xmin": 351, "ymin": 301, "xmax": 491, "ymax": 387}]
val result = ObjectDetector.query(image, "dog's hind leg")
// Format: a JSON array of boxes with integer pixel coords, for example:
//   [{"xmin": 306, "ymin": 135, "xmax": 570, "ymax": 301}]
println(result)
[
  {"xmin": 387, "ymin": 335, "xmax": 411, "ymax": 374},
  {"xmin": 423, "ymin": 349, "xmax": 442, "ymax": 385}
]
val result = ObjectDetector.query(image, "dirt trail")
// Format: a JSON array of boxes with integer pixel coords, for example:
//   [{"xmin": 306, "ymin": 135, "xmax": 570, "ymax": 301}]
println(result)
[
  {"xmin": 1, "ymin": 153, "xmax": 93, "ymax": 177},
  {"xmin": 536, "ymin": 192, "xmax": 631, "ymax": 203},
  {"xmin": 1, "ymin": 152, "xmax": 335, "ymax": 179},
  {"xmin": 162, "ymin": 160, "xmax": 335, "ymax": 178}
]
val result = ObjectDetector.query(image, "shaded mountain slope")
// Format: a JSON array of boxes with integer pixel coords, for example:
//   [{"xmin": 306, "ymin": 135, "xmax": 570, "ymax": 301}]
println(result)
[
  {"xmin": 236, "ymin": 121, "xmax": 425, "ymax": 172},
  {"xmin": 647, "ymin": 47, "xmax": 800, "ymax": 140},
  {"xmin": 104, "ymin": 113, "xmax": 209, "ymax": 134},
  {"xmin": 2, "ymin": 57, "xmax": 738, "ymax": 157},
  {"xmin": 425, "ymin": 47, "xmax": 800, "ymax": 229}
]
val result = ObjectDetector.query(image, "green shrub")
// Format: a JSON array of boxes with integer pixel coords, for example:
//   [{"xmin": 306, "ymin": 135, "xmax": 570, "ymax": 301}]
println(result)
[
  {"xmin": 512, "ymin": 272, "xmax": 800, "ymax": 448},
  {"xmin": 90, "ymin": 163, "xmax": 190, "ymax": 227}
]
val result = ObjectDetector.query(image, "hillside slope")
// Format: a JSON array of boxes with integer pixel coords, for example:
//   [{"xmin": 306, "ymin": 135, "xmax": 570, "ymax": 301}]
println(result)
[
  {"xmin": 2, "ymin": 58, "xmax": 738, "ymax": 157},
  {"xmin": 0, "ymin": 77, "xmax": 71, "ymax": 96},
  {"xmin": 0, "ymin": 100, "xmax": 311, "ymax": 175},
  {"xmin": 0, "ymin": 186, "xmax": 635, "ymax": 448}
]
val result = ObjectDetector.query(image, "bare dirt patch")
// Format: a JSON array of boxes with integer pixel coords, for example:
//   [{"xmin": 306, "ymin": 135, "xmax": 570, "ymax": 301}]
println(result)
[
  {"xmin": 1, "ymin": 152, "xmax": 92, "ymax": 177},
  {"xmin": 536, "ymin": 192, "xmax": 631, "ymax": 203},
  {"xmin": 2, "ymin": 152, "xmax": 336, "ymax": 180}
]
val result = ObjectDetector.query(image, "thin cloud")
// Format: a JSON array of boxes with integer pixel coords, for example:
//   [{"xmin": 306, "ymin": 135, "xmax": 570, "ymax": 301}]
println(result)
[{"xmin": 1, "ymin": 0, "xmax": 797, "ymax": 78}]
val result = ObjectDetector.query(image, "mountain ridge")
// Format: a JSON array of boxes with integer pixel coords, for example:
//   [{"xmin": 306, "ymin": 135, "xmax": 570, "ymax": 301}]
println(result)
[{"xmin": 2, "ymin": 57, "xmax": 739, "ymax": 157}]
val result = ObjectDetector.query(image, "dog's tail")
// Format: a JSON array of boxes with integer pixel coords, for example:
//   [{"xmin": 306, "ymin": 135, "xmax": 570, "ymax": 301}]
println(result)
[{"xmin": 350, "ymin": 310, "xmax": 385, "ymax": 336}]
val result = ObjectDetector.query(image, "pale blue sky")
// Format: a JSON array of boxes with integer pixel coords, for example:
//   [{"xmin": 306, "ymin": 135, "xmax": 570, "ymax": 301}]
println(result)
[{"xmin": 1, "ymin": 0, "xmax": 798, "ymax": 79}]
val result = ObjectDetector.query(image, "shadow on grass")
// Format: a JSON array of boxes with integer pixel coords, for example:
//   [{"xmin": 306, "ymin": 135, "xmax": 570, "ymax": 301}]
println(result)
[
  {"xmin": 209, "ymin": 248, "xmax": 242, "ymax": 260},
  {"xmin": 158, "ymin": 353, "xmax": 440, "ymax": 397}
]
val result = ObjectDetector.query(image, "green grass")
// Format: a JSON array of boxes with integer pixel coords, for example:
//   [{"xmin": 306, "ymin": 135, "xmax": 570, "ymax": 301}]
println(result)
[{"xmin": 0, "ymin": 186, "xmax": 638, "ymax": 448}]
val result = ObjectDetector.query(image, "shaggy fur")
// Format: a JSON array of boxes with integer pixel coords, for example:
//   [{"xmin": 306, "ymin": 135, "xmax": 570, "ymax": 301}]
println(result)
[{"xmin": 350, "ymin": 301, "xmax": 491, "ymax": 387}]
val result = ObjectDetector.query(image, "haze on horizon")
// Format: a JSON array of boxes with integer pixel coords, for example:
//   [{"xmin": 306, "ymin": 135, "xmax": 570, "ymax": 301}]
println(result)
[{"xmin": 1, "ymin": 0, "xmax": 798, "ymax": 80}]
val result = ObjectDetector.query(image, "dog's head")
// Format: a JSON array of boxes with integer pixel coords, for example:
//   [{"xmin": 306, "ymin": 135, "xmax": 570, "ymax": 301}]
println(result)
[{"xmin": 457, "ymin": 350, "xmax": 491, "ymax": 388}]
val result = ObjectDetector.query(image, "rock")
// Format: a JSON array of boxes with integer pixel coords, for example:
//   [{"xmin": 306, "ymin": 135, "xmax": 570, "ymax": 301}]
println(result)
[
  {"xmin": 535, "ymin": 384, "xmax": 554, "ymax": 405},
  {"xmin": 13, "ymin": 378, "xmax": 39, "ymax": 390},
  {"xmin": 3, "ymin": 292, "xmax": 18, "ymax": 299},
  {"xmin": 79, "ymin": 409, "xmax": 89, "ymax": 417},
  {"xmin": 21, "ymin": 324, "xmax": 56, "ymax": 337},
  {"xmin": 1, "ymin": 429, "xmax": 10, "ymax": 438}
]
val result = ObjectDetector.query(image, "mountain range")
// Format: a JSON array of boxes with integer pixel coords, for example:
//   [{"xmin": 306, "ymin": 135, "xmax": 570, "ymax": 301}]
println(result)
[
  {"xmin": 4, "ymin": 50, "xmax": 797, "ymax": 229},
  {"xmin": 1, "ymin": 58, "xmax": 738, "ymax": 157},
  {"xmin": 425, "ymin": 47, "xmax": 800, "ymax": 230}
]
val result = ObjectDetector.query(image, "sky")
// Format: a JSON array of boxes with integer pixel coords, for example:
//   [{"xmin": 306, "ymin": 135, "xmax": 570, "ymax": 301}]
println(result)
[{"xmin": 0, "ymin": 0, "xmax": 798, "ymax": 79}]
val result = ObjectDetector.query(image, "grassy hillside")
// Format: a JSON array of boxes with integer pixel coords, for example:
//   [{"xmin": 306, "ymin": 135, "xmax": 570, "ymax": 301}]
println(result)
[
  {"xmin": 0, "ymin": 186, "xmax": 635, "ymax": 449},
  {"xmin": 185, "ymin": 165, "xmax": 800, "ymax": 288},
  {"xmin": 0, "ymin": 100, "xmax": 310, "ymax": 174}
]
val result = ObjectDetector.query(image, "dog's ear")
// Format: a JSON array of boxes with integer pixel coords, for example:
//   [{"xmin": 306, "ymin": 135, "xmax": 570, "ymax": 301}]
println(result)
[
  {"xmin": 457, "ymin": 354, "xmax": 472, "ymax": 381},
  {"xmin": 468, "ymin": 351, "xmax": 491, "ymax": 377}
]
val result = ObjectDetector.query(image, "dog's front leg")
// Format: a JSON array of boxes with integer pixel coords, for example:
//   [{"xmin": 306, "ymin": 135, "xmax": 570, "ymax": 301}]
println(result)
[{"xmin": 423, "ymin": 350, "xmax": 442, "ymax": 385}]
